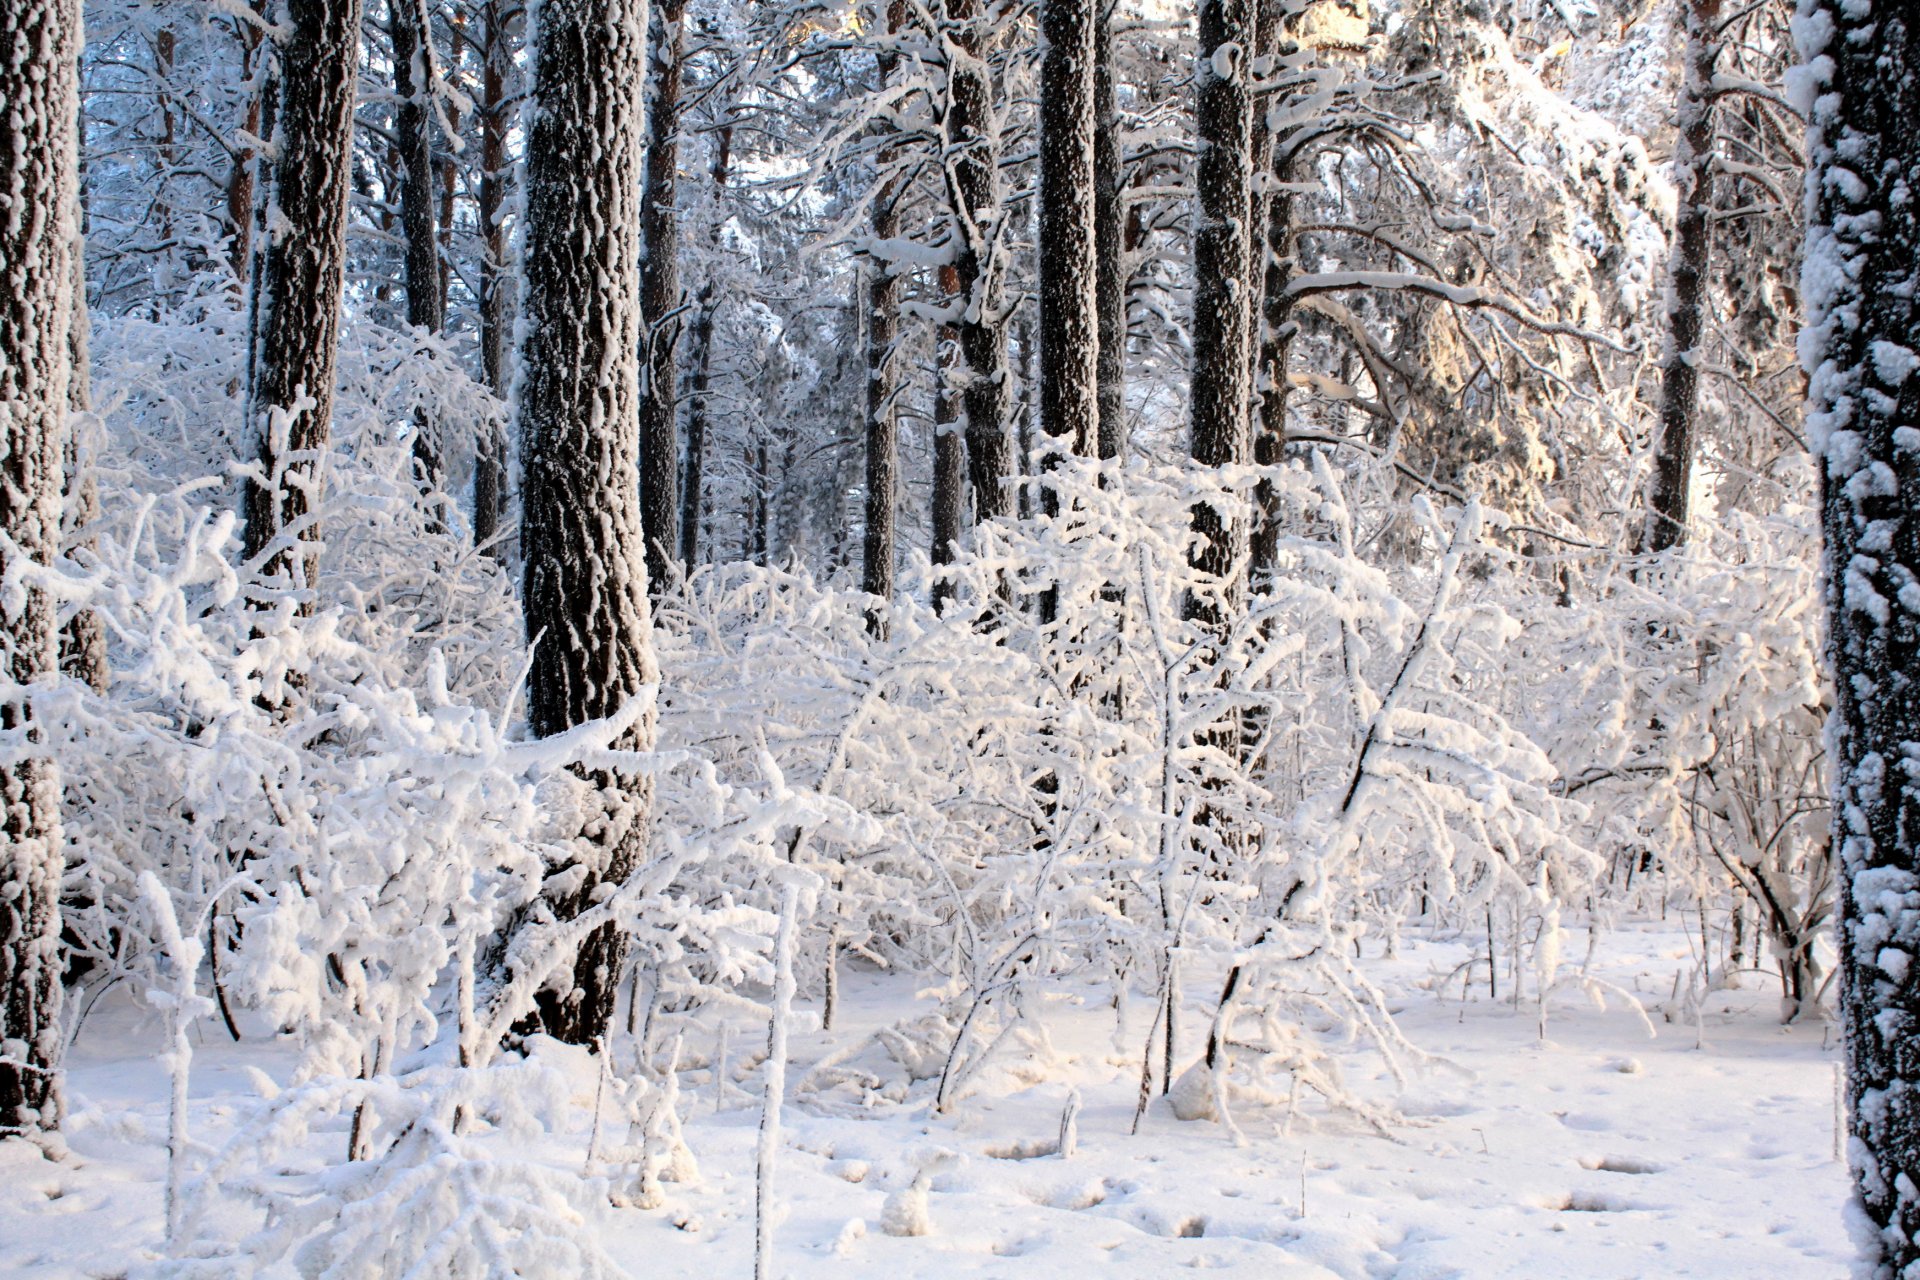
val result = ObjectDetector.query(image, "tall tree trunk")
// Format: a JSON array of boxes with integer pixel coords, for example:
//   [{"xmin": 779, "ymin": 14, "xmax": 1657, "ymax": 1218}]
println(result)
[
  {"xmin": 0, "ymin": 0, "xmax": 80, "ymax": 1137},
  {"xmin": 1806, "ymin": 1, "xmax": 1920, "ymax": 1272},
  {"xmin": 680, "ymin": 123, "xmax": 733, "ymax": 569},
  {"xmin": 638, "ymin": 0, "xmax": 688, "ymax": 598},
  {"xmin": 1186, "ymin": 0, "xmax": 1255, "ymax": 625},
  {"xmin": 473, "ymin": 0, "xmax": 513, "ymax": 557},
  {"xmin": 931, "ymin": 310, "xmax": 966, "ymax": 612},
  {"xmin": 1093, "ymin": 0, "xmax": 1126, "ymax": 460},
  {"xmin": 862, "ymin": 2, "xmax": 906, "ymax": 613},
  {"xmin": 1642, "ymin": 0, "xmax": 1721, "ymax": 555},
  {"xmin": 1038, "ymin": 0, "xmax": 1099, "ymax": 462},
  {"xmin": 61, "ymin": 228, "xmax": 106, "ymax": 694},
  {"xmin": 515, "ymin": 0, "xmax": 656, "ymax": 1046},
  {"xmin": 1249, "ymin": 139, "xmax": 1298, "ymax": 587},
  {"xmin": 1037, "ymin": 0, "xmax": 1098, "ymax": 622},
  {"xmin": 240, "ymin": 0, "xmax": 365, "ymax": 603},
  {"xmin": 391, "ymin": 0, "xmax": 447, "ymax": 506},
  {"xmin": 943, "ymin": 0, "xmax": 1014, "ymax": 526},
  {"xmin": 224, "ymin": 16, "xmax": 266, "ymax": 288}
]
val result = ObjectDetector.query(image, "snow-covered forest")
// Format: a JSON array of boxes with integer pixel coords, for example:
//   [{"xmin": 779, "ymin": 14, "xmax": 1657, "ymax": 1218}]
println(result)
[{"xmin": 1, "ymin": 0, "xmax": 1916, "ymax": 1273}]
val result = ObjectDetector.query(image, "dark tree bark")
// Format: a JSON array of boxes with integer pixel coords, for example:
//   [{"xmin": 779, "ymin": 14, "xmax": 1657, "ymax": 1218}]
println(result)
[
  {"xmin": 681, "ymin": 123, "xmax": 733, "ymax": 569},
  {"xmin": 390, "ymin": 0, "xmax": 448, "ymax": 505},
  {"xmin": 473, "ymin": 0, "xmax": 513, "ymax": 557},
  {"xmin": 1038, "ymin": 0, "xmax": 1099, "ymax": 463},
  {"xmin": 1642, "ymin": 0, "xmax": 1721, "ymax": 555},
  {"xmin": 1093, "ymin": 0, "xmax": 1126, "ymax": 460},
  {"xmin": 0, "ymin": 0, "xmax": 80, "ymax": 1136},
  {"xmin": 1807, "ymin": 0, "xmax": 1920, "ymax": 1270},
  {"xmin": 515, "ymin": 0, "xmax": 657, "ymax": 1046},
  {"xmin": 931, "ymin": 313, "xmax": 967, "ymax": 613},
  {"xmin": 942, "ymin": 0, "xmax": 1014, "ymax": 526},
  {"xmin": 224, "ymin": 15, "xmax": 266, "ymax": 288},
  {"xmin": 1037, "ymin": 0, "xmax": 1098, "ymax": 624},
  {"xmin": 1186, "ymin": 0, "xmax": 1255, "ymax": 623},
  {"xmin": 61, "ymin": 231, "xmax": 106, "ymax": 694},
  {"xmin": 240, "ymin": 0, "xmax": 365, "ymax": 603},
  {"xmin": 862, "ymin": 3, "xmax": 906, "ymax": 614},
  {"xmin": 1250, "ymin": 129, "xmax": 1299, "ymax": 587},
  {"xmin": 638, "ymin": 0, "xmax": 688, "ymax": 599}
]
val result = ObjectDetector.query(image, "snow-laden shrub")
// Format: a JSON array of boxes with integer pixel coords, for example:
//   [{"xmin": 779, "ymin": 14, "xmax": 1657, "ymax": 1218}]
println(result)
[{"xmin": 649, "ymin": 449, "xmax": 1602, "ymax": 1125}]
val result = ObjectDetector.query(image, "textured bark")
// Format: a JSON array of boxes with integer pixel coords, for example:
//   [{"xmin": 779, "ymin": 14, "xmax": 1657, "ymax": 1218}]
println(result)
[
  {"xmin": 1805, "ymin": 2, "xmax": 1920, "ymax": 1272},
  {"xmin": 861, "ymin": 244, "xmax": 900, "ymax": 607},
  {"xmin": 61, "ymin": 232, "xmax": 106, "ymax": 694},
  {"xmin": 931, "ymin": 314, "xmax": 966, "ymax": 613},
  {"xmin": 391, "ymin": 0, "xmax": 447, "ymax": 504},
  {"xmin": 240, "ymin": 0, "xmax": 365, "ymax": 600},
  {"xmin": 473, "ymin": 0, "xmax": 513, "ymax": 557},
  {"xmin": 224, "ymin": 18, "xmax": 265, "ymax": 287},
  {"xmin": 516, "ymin": 0, "xmax": 657, "ymax": 1046},
  {"xmin": 1093, "ymin": 0, "xmax": 1126, "ymax": 460},
  {"xmin": 1187, "ymin": 0, "xmax": 1255, "ymax": 623},
  {"xmin": 0, "ymin": 0, "xmax": 79, "ymax": 1136},
  {"xmin": 1642, "ymin": 0, "xmax": 1721, "ymax": 555},
  {"xmin": 862, "ymin": 4, "xmax": 905, "ymax": 610},
  {"xmin": 943, "ymin": 0, "xmax": 1014, "ymax": 525},
  {"xmin": 1249, "ymin": 140, "xmax": 1298, "ymax": 587},
  {"xmin": 638, "ymin": 0, "xmax": 688, "ymax": 599},
  {"xmin": 1038, "ymin": 0, "xmax": 1099, "ymax": 463},
  {"xmin": 681, "ymin": 124, "xmax": 733, "ymax": 569}
]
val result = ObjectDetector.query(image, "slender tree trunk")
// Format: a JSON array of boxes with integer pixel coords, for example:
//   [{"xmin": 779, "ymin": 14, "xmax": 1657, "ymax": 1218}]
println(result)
[
  {"xmin": 638, "ymin": 0, "xmax": 688, "ymax": 598},
  {"xmin": 391, "ymin": 0, "xmax": 448, "ymax": 507},
  {"xmin": 61, "ymin": 227, "xmax": 106, "ymax": 693},
  {"xmin": 943, "ymin": 0, "xmax": 1014, "ymax": 526},
  {"xmin": 473, "ymin": 0, "xmax": 513, "ymax": 557},
  {"xmin": 1249, "ymin": 141, "xmax": 1297, "ymax": 587},
  {"xmin": 0, "ymin": 0, "xmax": 80, "ymax": 1137},
  {"xmin": 931, "ymin": 312, "xmax": 966, "ymax": 612},
  {"xmin": 862, "ymin": 3, "xmax": 906, "ymax": 613},
  {"xmin": 1186, "ymin": 0, "xmax": 1255, "ymax": 624},
  {"xmin": 680, "ymin": 123, "xmax": 733, "ymax": 569},
  {"xmin": 1642, "ymin": 0, "xmax": 1721, "ymax": 555},
  {"xmin": 1805, "ymin": 2, "xmax": 1920, "ymax": 1273},
  {"xmin": 240, "ymin": 0, "xmax": 365, "ymax": 603},
  {"xmin": 224, "ymin": 17, "xmax": 266, "ymax": 288},
  {"xmin": 1093, "ymin": 0, "xmax": 1126, "ymax": 460},
  {"xmin": 1038, "ymin": 0, "xmax": 1099, "ymax": 463},
  {"xmin": 515, "ymin": 0, "xmax": 656, "ymax": 1046},
  {"xmin": 1037, "ymin": 0, "xmax": 1098, "ymax": 623}
]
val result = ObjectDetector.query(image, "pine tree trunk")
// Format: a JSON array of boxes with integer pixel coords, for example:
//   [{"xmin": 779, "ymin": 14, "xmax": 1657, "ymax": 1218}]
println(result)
[
  {"xmin": 1037, "ymin": 0, "xmax": 1098, "ymax": 624},
  {"xmin": 931, "ymin": 314, "xmax": 967, "ymax": 613},
  {"xmin": 680, "ymin": 124, "xmax": 733, "ymax": 569},
  {"xmin": 1038, "ymin": 0, "xmax": 1099, "ymax": 463},
  {"xmin": 1093, "ymin": 0, "xmax": 1126, "ymax": 461},
  {"xmin": 1186, "ymin": 0, "xmax": 1255, "ymax": 624},
  {"xmin": 943, "ymin": 0, "xmax": 1014, "ymax": 526},
  {"xmin": 515, "ymin": 0, "xmax": 657, "ymax": 1046},
  {"xmin": 638, "ymin": 0, "xmax": 688, "ymax": 599},
  {"xmin": 1804, "ymin": 3, "xmax": 1920, "ymax": 1272},
  {"xmin": 1249, "ymin": 141, "xmax": 1297, "ymax": 587},
  {"xmin": 0, "ymin": 0, "xmax": 80, "ymax": 1137},
  {"xmin": 861, "ymin": 242, "xmax": 899, "ymax": 608},
  {"xmin": 391, "ymin": 0, "xmax": 447, "ymax": 507},
  {"xmin": 61, "ymin": 230, "xmax": 107, "ymax": 694},
  {"xmin": 224, "ymin": 16, "xmax": 266, "ymax": 288},
  {"xmin": 473, "ymin": 0, "xmax": 512, "ymax": 557},
  {"xmin": 862, "ymin": 4, "xmax": 905, "ymax": 612},
  {"xmin": 240, "ymin": 0, "xmax": 364, "ymax": 603},
  {"xmin": 1643, "ymin": 0, "xmax": 1721, "ymax": 555}
]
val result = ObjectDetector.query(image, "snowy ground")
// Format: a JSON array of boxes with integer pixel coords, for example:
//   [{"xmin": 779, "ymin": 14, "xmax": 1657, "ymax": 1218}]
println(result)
[{"xmin": 4, "ymin": 924, "xmax": 1849, "ymax": 1278}]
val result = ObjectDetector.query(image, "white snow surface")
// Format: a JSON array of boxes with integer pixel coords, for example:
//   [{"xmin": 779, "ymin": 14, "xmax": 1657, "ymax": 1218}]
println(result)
[{"xmin": 3, "ymin": 925, "xmax": 1847, "ymax": 1278}]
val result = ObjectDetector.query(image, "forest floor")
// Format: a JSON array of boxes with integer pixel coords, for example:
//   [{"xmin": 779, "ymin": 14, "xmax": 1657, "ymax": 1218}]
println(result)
[{"xmin": 3, "ymin": 922, "xmax": 1849, "ymax": 1278}]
